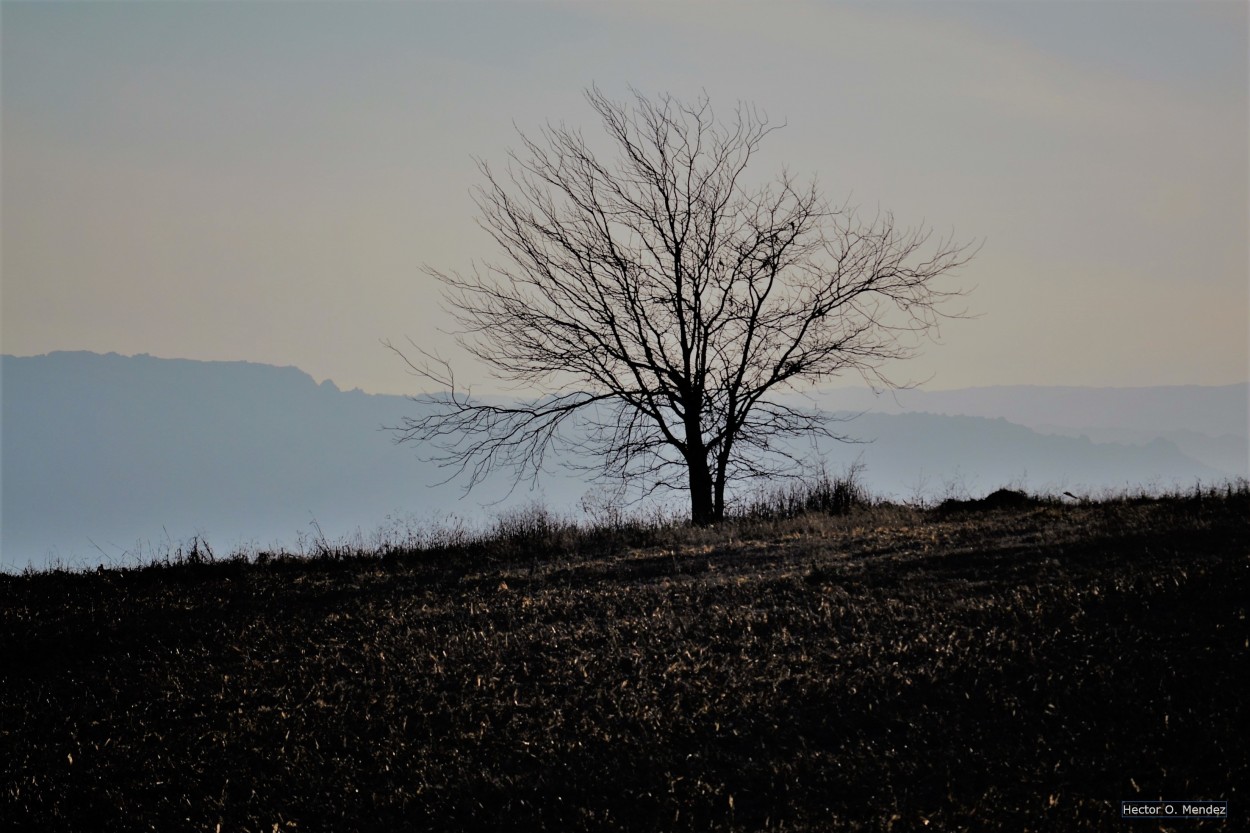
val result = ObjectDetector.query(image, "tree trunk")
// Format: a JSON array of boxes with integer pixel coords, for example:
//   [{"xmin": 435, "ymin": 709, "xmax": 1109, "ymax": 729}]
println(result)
[{"xmin": 687, "ymin": 452, "xmax": 717, "ymax": 526}]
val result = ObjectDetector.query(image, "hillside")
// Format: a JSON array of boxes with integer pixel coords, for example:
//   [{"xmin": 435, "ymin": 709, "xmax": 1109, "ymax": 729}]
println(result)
[
  {"xmin": 2, "ymin": 351, "xmax": 1237, "ymax": 571},
  {"xmin": 4, "ymin": 491, "xmax": 1247, "ymax": 832}
]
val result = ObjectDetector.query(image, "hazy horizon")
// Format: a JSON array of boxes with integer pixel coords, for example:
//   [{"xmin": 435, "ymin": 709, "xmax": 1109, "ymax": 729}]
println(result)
[
  {"xmin": 5, "ymin": 347, "xmax": 1250, "ymax": 397},
  {"xmin": 3, "ymin": 1, "xmax": 1247, "ymax": 396},
  {"xmin": 4, "ymin": 349, "xmax": 1244, "ymax": 572}
]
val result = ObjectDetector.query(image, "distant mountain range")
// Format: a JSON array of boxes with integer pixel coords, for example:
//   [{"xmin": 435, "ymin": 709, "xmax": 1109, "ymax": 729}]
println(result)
[
  {"xmin": 806, "ymin": 385, "xmax": 1248, "ymax": 474},
  {"xmin": 3, "ymin": 351, "xmax": 1245, "ymax": 571}
]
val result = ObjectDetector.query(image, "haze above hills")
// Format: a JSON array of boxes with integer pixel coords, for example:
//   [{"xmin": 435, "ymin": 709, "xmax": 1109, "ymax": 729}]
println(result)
[{"xmin": 2, "ymin": 351, "xmax": 1245, "ymax": 571}]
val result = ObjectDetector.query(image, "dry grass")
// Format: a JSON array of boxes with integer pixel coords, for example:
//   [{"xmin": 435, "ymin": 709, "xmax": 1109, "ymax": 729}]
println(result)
[{"xmin": 3, "ymin": 487, "xmax": 1247, "ymax": 831}]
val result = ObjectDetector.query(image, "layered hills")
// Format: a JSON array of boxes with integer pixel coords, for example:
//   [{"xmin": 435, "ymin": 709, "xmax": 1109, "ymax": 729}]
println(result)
[{"xmin": 2, "ymin": 351, "xmax": 1242, "ymax": 570}]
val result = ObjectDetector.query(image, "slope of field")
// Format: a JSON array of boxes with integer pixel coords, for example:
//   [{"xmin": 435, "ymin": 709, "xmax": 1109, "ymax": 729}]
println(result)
[{"xmin": 3, "ymin": 493, "xmax": 1247, "ymax": 832}]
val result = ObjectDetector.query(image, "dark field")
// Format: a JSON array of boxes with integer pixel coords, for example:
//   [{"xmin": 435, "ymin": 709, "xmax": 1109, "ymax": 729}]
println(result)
[{"xmin": 4, "ymin": 491, "xmax": 1247, "ymax": 832}]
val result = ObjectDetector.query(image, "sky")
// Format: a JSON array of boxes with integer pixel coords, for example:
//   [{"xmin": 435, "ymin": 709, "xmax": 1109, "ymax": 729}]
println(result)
[{"xmin": 2, "ymin": 0, "xmax": 1247, "ymax": 395}]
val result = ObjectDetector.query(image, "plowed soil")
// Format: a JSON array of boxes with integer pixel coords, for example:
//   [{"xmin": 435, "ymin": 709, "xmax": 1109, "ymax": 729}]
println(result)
[{"xmin": 4, "ymin": 495, "xmax": 1247, "ymax": 832}]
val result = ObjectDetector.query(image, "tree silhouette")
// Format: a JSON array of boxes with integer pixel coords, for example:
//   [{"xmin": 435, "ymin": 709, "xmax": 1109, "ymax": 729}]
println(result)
[{"xmin": 393, "ymin": 88, "xmax": 975, "ymax": 524}]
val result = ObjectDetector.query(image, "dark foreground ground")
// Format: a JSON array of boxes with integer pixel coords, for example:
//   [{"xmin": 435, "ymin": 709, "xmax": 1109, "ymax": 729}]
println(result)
[{"xmin": 3, "ymin": 491, "xmax": 1247, "ymax": 832}]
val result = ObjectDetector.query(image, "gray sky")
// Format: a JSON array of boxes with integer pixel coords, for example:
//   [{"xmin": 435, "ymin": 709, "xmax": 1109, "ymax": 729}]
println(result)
[{"xmin": 3, "ymin": 0, "xmax": 1246, "ymax": 394}]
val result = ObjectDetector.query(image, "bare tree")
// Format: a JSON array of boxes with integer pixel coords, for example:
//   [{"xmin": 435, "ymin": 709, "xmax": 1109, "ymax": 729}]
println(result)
[{"xmin": 393, "ymin": 87, "xmax": 975, "ymax": 525}]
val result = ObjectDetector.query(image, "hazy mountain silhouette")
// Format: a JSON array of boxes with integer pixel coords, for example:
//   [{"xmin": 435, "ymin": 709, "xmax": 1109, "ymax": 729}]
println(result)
[
  {"xmin": 809, "ymin": 384, "xmax": 1248, "ymax": 477},
  {"xmin": 1, "ymin": 352, "xmax": 1238, "ymax": 570},
  {"xmin": 1, "ymin": 351, "xmax": 565, "ymax": 571}
]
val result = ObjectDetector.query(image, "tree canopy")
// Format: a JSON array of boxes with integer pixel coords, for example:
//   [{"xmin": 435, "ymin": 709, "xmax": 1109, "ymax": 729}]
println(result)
[{"xmin": 393, "ymin": 87, "xmax": 975, "ymax": 523}]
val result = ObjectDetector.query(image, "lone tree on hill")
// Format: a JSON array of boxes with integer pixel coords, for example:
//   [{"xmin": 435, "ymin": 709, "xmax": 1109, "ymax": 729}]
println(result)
[{"xmin": 393, "ymin": 87, "xmax": 975, "ymax": 525}]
